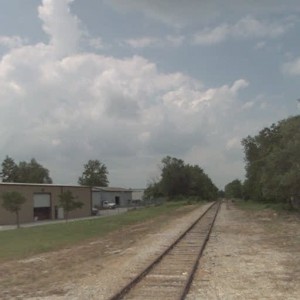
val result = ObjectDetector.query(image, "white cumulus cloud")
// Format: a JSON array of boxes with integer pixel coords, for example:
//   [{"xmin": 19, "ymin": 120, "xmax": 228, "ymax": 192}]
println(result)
[
  {"xmin": 0, "ymin": 36, "xmax": 27, "ymax": 49},
  {"xmin": 38, "ymin": 0, "xmax": 82, "ymax": 56},
  {"xmin": 282, "ymin": 57, "xmax": 300, "ymax": 76},
  {"xmin": 125, "ymin": 35, "xmax": 184, "ymax": 48},
  {"xmin": 0, "ymin": 0, "xmax": 257, "ymax": 188},
  {"xmin": 105, "ymin": 0, "xmax": 300, "ymax": 27},
  {"xmin": 193, "ymin": 16, "xmax": 291, "ymax": 45}
]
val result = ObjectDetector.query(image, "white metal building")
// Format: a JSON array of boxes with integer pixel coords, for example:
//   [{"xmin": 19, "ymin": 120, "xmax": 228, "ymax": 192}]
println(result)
[
  {"xmin": 92, "ymin": 187, "xmax": 132, "ymax": 208},
  {"xmin": 131, "ymin": 189, "xmax": 145, "ymax": 205}
]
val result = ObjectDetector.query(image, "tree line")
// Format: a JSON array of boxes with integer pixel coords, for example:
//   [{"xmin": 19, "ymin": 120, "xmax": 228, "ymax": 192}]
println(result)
[
  {"xmin": 0, "ymin": 157, "xmax": 109, "ymax": 186},
  {"xmin": 1, "ymin": 157, "xmax": 52, "ymax": 184},
  {"xmin": 144, "ymin": 156, "xmax": 218, "ymax": 201},
  {"xmin": 224, "ymin": 115, "xmax": 300, "ymax": 205}
]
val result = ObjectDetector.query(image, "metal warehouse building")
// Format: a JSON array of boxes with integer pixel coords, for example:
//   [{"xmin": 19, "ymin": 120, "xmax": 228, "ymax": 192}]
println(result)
[
  {"xmin": 92, "ymin": 186, "xmax": 132, "ymax": 208},
  {"xmin": 0, "ymin": 183, "xmax": 140, "ymax": 226},
  {"xmin": 0, "ymin": 183, "xmax": 92, "ymax": 225}
]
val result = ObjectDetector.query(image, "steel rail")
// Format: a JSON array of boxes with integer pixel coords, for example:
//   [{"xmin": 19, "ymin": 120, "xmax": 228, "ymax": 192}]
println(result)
[
  {"xmin": 109, "ymin": 201, "xmax": 220, "ymax": 300},
  {"xmin": 179, "ymin": 200, "xmax": 221, "ymax": 299}
]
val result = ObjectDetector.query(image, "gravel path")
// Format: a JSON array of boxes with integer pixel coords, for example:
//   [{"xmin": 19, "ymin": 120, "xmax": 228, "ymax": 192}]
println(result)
[{"xmin": 187, "ymin": 201, "xmax": 300, "ymax": 299}]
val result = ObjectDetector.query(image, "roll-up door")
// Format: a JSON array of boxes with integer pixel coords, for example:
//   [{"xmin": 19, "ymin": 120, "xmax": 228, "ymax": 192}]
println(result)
[
  {"xmin": 33, "ymin": 193, "xmax": 51, "ymax": 220},
  {"xmin": 34, "ymin": 193, "xmax": 51, "ymax": 207}
]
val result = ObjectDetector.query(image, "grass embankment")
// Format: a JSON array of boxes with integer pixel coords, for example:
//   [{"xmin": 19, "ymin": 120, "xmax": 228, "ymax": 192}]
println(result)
[
  {"xmin": 0, "ymin": 201, "xmax": 196, "ymax": 262},
  {"xmin": 235, "ymin": 199, "xmax": 297, "ymax": 212}
]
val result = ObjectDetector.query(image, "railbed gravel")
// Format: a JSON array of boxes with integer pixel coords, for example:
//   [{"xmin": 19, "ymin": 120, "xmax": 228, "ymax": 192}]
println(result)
[{"xmin": 25, "ymin": 203, "xmax": 212, "ymax": 300}]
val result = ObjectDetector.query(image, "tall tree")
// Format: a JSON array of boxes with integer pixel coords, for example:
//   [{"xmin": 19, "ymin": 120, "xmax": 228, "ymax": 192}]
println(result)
[
  {"xmin": 145, "ymin": 156, "xmax": 218, "ymax": 200},
  {"xmin": 1, "ymin": 156, "xmax": 18, "ymax": 182},
  {"xmin": 58, "ymin": 190, "xmax": 83, "ymax": 221},
  {"xmin": 160, "ymin": 156, "xmax": 190, "ymax": 197},
  {"xmin": 259, "ymin": 116, "xmax": 300, "ymax": 201},
  {"xmin": 1, "ymin": 191, "xmax": 26, "ymax": 228},
  {"xmin": 225, "ymin": 179, "xmax": 243, "ymax": 199},
  {"xmin": 0, "ymin": 157, "xmax": 52, "ymax": 184},
  {"xmin": 78, "ymin": 159, "xmax": 109, "ymax": 186},
  {"xmin": 242, "ymin": 115, "xmax": 300, "ymax": 203},
  {"xmin": 17, "ymin": 159, "xmax": 52, "ymax": 184},
  {"xmin": 144, "ymin": 180, "xmax": 163, "ymax": 200},
  {"xmin": 186, "ymin": 165, "xmax": 218, "ymax": 200}
]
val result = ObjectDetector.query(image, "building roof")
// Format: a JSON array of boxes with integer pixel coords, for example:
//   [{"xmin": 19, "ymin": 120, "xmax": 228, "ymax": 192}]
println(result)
[
  {"xmin": 0, "ymin": 183, "xmax": 140, "ymax": 192},
  {"xmin": 92, "ymin": 186, "xmax": 132, "ymax": 192},
  {"xmin": 0, "ymin": 182, "xmax": 90, "ymax": 188}
]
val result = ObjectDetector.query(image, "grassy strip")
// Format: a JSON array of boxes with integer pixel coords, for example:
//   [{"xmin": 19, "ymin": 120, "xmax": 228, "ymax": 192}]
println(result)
[
  {"xmin": 0, "ymin": 201, "xmax": 194, "ymax": 262},
  {"xmin": 235, "ymin": 199, "xmax": 293, "ymax": 212}
]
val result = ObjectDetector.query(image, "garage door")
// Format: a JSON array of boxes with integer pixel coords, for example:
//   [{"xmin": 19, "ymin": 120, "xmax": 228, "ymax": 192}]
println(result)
[{"xmin": 33, "ymin": 193, "xmax": 51, "ymax": 207}]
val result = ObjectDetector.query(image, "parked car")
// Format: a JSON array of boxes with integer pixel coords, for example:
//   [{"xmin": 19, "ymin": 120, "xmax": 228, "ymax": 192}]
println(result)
[
  {"xmin": 92, "ymin": 206, "xmax": 99, "ymax": 216},
  {"xmin": 102, "ymin": 201, "xmax": 116, "ymax": 209}
]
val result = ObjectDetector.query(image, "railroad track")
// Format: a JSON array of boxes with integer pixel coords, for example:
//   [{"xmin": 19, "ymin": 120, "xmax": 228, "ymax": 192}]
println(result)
[{"xmin": 109, "ymin": 201, "xmax": 221, "ymax": 300}]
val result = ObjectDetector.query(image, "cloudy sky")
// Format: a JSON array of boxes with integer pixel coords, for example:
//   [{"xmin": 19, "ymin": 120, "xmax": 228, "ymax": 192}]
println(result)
[{"xmin": 0, "ymin": 0, "xmax": 299, "ymax": 189}]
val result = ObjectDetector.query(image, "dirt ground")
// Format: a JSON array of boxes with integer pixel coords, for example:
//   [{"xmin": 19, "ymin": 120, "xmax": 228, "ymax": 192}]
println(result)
[{"xmin": 0, "ymin": 202, "xmax": 299, "ymax": 300}]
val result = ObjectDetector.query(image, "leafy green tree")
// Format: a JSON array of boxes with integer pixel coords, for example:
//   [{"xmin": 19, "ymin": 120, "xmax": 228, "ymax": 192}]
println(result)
[
  {"xmin": 1, "ymin": 191, "xmax": 26, "ymax": 228},
  {"xmin": 259, "ymin": 116, "xmax": 300, "ymax": 202},
  {"xmin": 242, "ymin": 115, "xmax": 300, "ymax": 203},
  {"xmin": 58, "ymin": 190, "xmax": 83, "ymax": 221},
  {"xmin": 145, "ymin": 156, "xmax": 218, "ymax": 201},
  {"xmin": 218, "ymin": 190, "xmax": 225, "ymax": 198},
  {"xmin": 0, "ymin": 157, "xmax": 52, "ymax": 184},
  {"xmin": 17, "ymin": 159, "xmax": 52, "ymax": 183},
  {"xmin": 160, "ymin": 156, "xmax": 190, "ymax": 197},
  {"xmin": 144, "ymin": 180, "xmax": 163, "ymax": 200},
  {"xmin": 185, "ymin": 165, "xmax": 204, "ymax": 196},
  {"xmin": 186, "ymin": 165, "xmax": 218, "ymax": 200},
  {"xmin": 225, "ymin": 179, "xmax": 243, "ymax": 199},
  {"xmin": 1, "ymin": 156, "xmax": 18, "ymax": 182},
  {"xmin": 78, "ymin": 159, "xmax": 109, "ymax": 186}
]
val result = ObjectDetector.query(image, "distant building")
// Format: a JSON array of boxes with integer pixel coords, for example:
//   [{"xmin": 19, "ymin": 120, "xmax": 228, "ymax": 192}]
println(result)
[
  {"xmin": 131, "ymin": 189, "xmax": 145, "ymax": 205},
  {"xmin": 0, "ymin": 183, "xmax": 92, "ymax": 225},
  {"xmin": 92, "ymin": 187, "xmax": 132, "ymax": 208},
  {"xmin": 0, "ymin": 183, "xmax": 140, "ymax": 226}
]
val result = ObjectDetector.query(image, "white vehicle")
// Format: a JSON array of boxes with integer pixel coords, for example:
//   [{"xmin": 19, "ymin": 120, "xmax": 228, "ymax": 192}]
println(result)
[
  {"xmin": 92, "ymin": 206, "xmax": 99, "ymax": 215},
  {"xmin": 102, "ymin": 201, "xmax": 116, "ymax": 209}
]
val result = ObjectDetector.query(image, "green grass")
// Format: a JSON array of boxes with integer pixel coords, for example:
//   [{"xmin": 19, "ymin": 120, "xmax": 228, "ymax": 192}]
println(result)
[
  {"xmin": 235, "ymin": 199, "xmax": 293, "ymax": 212},
  {"xmin": 0, "ymin": 201, "xmax": 193, "ymax": 262}
]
